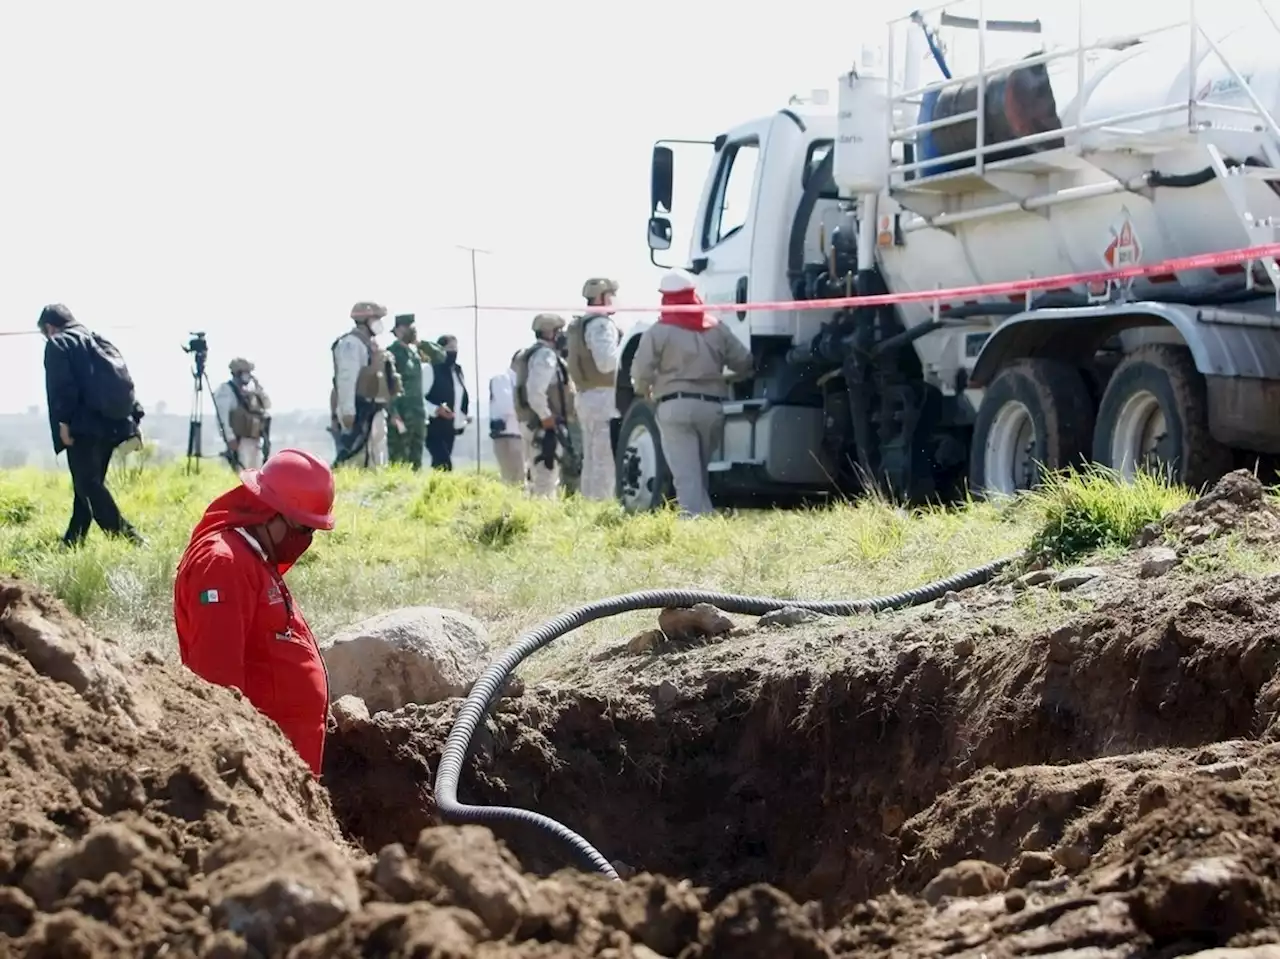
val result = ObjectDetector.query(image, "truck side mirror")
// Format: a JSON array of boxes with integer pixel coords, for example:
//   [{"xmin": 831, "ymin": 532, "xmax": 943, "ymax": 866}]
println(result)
[
  {"xmin": 651, "ymin": 146, "xmax": 674, "ymax": 214},
  {"xmin": 647, "ymin": 216, "xmax": 673, "ymax": 252}
]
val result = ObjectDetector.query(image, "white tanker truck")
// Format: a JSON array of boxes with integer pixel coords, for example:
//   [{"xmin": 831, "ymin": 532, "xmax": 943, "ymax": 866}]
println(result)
[{"xmin": 613, "ymin": 0, "xmax": 1280, "ymax": 510}]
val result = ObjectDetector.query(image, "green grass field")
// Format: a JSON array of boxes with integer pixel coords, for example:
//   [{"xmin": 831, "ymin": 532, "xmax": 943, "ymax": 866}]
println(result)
[{"xmin": 0, "ymin": 458, "xmax": 1234, "ymax": 679}]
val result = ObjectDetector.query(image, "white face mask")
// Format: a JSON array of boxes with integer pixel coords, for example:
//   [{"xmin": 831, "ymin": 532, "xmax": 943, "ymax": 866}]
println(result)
[{"xmin": 368, "ymin": 319, "xmax": 384, "ymax": 336}]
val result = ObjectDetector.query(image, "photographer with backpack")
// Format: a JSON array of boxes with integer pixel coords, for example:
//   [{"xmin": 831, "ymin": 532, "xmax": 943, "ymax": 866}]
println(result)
[{"xmin": 38, "ymin": 304, "xmax": 146, "ymax": 548}]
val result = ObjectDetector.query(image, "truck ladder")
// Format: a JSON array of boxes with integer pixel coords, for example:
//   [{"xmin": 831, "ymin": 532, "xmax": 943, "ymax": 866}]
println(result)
[{"xmin": 1191, "ymin": 6, "xmax": 1280, "ymax": 299}]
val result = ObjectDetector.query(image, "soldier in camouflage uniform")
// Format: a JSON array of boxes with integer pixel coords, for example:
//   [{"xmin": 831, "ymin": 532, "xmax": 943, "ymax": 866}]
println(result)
[
  {"xmin": 331, "ymin": 301, "xmax": 402, "ymax": 469},
  {"xmin": 386, "ymin": 314, "xmax": 445, "ymax": 469}
]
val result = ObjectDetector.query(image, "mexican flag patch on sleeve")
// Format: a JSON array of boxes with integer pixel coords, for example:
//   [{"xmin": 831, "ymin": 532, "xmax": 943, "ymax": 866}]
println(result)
[{"xmin": 199, "ymin": 589, "xmax": 220, "ymax": 605}]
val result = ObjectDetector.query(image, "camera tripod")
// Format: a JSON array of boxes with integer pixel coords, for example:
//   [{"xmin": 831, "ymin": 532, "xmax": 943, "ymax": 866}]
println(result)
[{"xmin": 184, "ymin": 332, "xmax": 240, "ymax": 475}]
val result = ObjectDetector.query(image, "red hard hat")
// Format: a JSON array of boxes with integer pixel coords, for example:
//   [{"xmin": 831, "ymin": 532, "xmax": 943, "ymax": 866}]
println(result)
[{"xmin": 240, "ymin": 448, "xmax": 336, "ymax": 530}]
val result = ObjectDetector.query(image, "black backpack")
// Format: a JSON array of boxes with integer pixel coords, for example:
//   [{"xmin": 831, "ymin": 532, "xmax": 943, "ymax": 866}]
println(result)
[{"xmin": 82, "ymin": 332, "xmax": 137, "ymax": 421}]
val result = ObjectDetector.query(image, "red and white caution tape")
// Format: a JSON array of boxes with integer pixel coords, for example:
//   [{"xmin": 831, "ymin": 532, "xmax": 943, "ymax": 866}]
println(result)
[
  {"xmin": 430, "ymin": 241, "xmax": 1280, "ymax": 314},
  {"xmin": 6, "ymin": 242, "xmax": 1276, "ymax": 338}
]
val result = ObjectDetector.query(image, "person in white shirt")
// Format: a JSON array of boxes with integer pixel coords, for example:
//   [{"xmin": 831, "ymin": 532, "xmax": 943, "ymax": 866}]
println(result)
[{"xmin": 487, "ymin": 352, "xmax": 526, "ymax": 485}]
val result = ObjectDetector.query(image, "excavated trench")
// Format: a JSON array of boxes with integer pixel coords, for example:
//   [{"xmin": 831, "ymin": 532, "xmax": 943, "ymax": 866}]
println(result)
[{"xmin": 323, "ymin": 564, "xmax": 1280, "ymax": 918}]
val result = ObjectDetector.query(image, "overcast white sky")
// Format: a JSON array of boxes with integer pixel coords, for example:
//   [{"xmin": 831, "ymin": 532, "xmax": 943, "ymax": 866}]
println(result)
[{"xmin": 0, "ymin": 0, "xmax": 1259, "ymax": 416}]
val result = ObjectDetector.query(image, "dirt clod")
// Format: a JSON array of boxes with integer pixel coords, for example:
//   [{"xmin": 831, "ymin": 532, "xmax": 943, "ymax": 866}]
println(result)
[
  {"xmin": 657, "ymin": 604, "xmax": 734, "ymax": 643},
  {"xmin": 922, "ymin": 860, "xmax": 1007, "ymax": 904},
  {"xmin": 331, "ymin": 694, "xmax": 371, "ymax": 731}
]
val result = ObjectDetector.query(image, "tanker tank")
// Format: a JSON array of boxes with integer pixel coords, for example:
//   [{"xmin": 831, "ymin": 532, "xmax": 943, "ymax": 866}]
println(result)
[{"xmin": 828, "ymin": 13, "xmax": 1280, "ymax": 396}]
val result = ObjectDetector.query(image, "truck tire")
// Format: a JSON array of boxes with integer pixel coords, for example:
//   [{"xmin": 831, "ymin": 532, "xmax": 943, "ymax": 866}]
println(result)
[
  {"xmin": 615, "ymin": 400, "xmax": 674, "ymax": 512},
  {"xmin": 1091, "ymin": 344, "xmax": 1231, "ymax": 489},
  {"xmin": 969, "ymin": 358, "xmax": 1094, "ymax": 497}
]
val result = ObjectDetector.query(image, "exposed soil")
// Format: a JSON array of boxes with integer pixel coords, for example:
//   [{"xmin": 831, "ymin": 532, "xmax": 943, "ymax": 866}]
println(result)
[{"xmin": 5, "ymin": 470, "xmax": 1280, "ymax": 957}]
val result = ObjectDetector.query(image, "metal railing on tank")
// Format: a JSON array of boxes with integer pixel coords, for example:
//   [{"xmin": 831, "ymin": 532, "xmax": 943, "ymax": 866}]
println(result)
[{"xmin": 882, "ymin": 0, "xmax": 1280, "ymax": 189}]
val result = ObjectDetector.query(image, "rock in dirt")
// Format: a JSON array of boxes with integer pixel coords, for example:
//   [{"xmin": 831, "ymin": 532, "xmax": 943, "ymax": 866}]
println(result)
[
  {"xmin": 1130, "ymin": 854, "xmax": 1266, "ymax": 942},
  {"xmin": 330, "ymin": 694, "xmax": 371, "ymax": 732},
  {"xmin": 658, "ymin": 603, "xmax": 735, "ymax": 643},
  {"xmin": 1140, "ymin": 545, "xmax": 1180, "ymax": 578},
  {"xmin": 627, "ymin": 629, "xmax": 666, "ymax": 654},
  {"xmin": 205, "ymin": 829, "xmax": 362, "ymax": 952},
  {"xmin": 322, "ymin": 606, "xmax": 489, "ymax": 712},
  {"xmin": 759, "ymin": 607, "xmax": 826, "ymax": 629},
  {"xmin": 686, "ymin": 884, "xmax": 832, "ymax": 958},
  {"xmin": 1014, "ymin": 568, "xmax": 1055, "ymax": 591},
  {"xmin": 922, "ymin": 860, "xmax": 1007, "ymax": 904},
  {"xmin": 1051, "ymin": 566, "xmax": 1106, "ymax": 591}
]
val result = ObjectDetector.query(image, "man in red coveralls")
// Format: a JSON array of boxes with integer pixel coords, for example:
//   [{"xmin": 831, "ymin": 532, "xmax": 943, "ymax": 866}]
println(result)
[{"xmin": 173, "ymin": 448, "xmax": 336, "ymax": 776}]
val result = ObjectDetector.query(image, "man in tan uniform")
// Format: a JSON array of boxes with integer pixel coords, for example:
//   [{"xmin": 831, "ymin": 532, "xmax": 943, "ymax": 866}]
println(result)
[
  {"xmin": 213, "ymin": 357, "xmax": 271, "ymax": 469},
  {"xmin": 629, "ymin": 269, "xmax": 754, "ymax": 516},
  {"xmin": 566, "ymin": 277, "xmax": 622, "ymax": 501},
  {"xmin": 513, "ymin": 313, "xmax": 576, "ymax": 498},
  {"xmin": 331, "ymin": 301, "xmax": 403, "ymax": 468}
]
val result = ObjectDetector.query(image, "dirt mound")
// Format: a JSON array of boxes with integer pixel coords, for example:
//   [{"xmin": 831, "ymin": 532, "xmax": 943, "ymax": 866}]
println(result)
[
  {"xmin": 0, "ymin": 578, "xmax": 346, "ymax": 953},
  {"xmin": 6, "ymin": 470, "xmax": 1280, "ymax": 956},
  {"xmin": 1141, "ymin": 467, "xmax": 1280, "ymax": 546}
]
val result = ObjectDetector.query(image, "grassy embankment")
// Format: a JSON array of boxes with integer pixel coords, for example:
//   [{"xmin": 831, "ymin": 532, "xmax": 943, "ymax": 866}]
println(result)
[{"xmin": 0, "ymin": 459, "xmax": 1271, "ymax": 679}]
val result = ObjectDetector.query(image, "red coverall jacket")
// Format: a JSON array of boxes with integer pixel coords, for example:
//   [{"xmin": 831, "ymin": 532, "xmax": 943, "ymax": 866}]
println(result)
[{"xmin": 173, "ymin": 485, "xmax": 329, "ymax": 776}]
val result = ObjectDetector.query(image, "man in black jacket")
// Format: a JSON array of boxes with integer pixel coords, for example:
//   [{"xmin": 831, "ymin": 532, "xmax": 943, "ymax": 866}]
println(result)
[
  {"xmin": 423, "ymin": 334, "xmax": 471, "ymax": 471},
  {"xmin": 38, "ymin": 304, "xmax": 145, "ymax": 547}
]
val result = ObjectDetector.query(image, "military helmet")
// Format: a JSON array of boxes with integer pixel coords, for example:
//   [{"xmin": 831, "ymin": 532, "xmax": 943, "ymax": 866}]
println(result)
[
  {"xmin": 351, "ymin": 301, "xmax": 388, "ymax": 321},
  {"xmin": 229, "ymin": 357, "xmax": 254, "ymax": 375},
  {"xmin": 531, "ymin": 312, "xmax": 567, "ymax": 335},
  {"xmin": 582, "ymin": 277, "xmax": 619, "ymax": 300}
]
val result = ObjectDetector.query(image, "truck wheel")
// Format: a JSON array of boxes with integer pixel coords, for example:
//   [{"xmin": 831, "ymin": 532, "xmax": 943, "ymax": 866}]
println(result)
[
  {"xmin": 969, "ymin": 359, "xmax": 1094, "ymax": 497},
  {"xmin": 615, "ymin": 400, "xmax": 673, "ymax": 512},
  {"xmin": 1091, "ymin": 344, "xmax": 1231, "ymax": 488}
]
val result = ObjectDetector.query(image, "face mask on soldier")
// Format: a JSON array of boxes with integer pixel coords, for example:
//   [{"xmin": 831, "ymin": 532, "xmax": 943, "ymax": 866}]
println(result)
[
  {"xmin": 368, "ymin": 318, "xmax": 384, "ymax": 336},
  {"xmin": 445, "ymin": 350, "xmax": 458, "ymax": 365},
  {"xmin": 553, "ymin": 330, "xmax": 568, "ymax": 353}
]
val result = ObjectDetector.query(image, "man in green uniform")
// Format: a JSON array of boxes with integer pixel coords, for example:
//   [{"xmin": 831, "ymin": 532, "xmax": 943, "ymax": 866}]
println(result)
[{"xmin": 386, "ymin": 314, "xmax": 443, "ymax": 469}]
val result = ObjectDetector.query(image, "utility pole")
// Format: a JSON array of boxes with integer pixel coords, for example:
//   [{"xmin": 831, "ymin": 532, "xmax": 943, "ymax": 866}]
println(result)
[{"xmin": 456, "ymin": 244, "xmax": 491, "ymax": 473}]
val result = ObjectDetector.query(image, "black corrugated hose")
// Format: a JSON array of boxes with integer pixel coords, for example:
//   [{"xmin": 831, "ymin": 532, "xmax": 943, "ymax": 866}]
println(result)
[{"xmin": 433, "ymin": 554, "xmax": 1017, "ymax": 881}]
